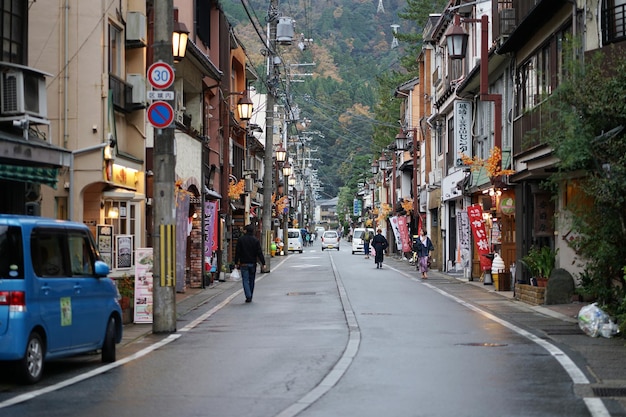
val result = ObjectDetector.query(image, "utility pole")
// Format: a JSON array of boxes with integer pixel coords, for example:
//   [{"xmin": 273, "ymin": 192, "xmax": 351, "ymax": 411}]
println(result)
[
  {"xmin": 152, "ymin": 0, "xmax": 177, "ymax": 333},
  {"xmin": 262, "ymin": 0, "xmax": 280, "ymax": 271}
]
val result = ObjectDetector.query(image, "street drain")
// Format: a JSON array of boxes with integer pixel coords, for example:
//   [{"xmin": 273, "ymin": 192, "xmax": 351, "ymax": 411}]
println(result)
[
  {"xmin": 593, "ymin": 387, "xmax": 626, "ymax": 397},
  {"xmin": 456, "ymin": 342, "xmax": 508, "ymax": 347},
  {"xmin": 286, "ymin": 291, "xmax": 317, "ymax": 296},
  {"xmin": 543, "ymin": 328, "xmax": 584, "ymax": 335}
]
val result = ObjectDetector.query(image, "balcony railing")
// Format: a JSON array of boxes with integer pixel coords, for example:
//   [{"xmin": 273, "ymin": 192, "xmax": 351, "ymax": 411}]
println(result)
[
  {"xmin": 603, "ymin": 2, "xmax": 626, "ymax": 44},
  {"xmin": 109, "ymin": 74, "xmax": 132, "ymax": 113}
]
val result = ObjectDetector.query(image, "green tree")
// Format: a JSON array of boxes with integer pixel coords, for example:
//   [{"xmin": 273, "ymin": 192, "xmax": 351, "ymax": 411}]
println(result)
[{"xmin": 541, "ymin": 46, "xmax": 626, "ymax": 325}]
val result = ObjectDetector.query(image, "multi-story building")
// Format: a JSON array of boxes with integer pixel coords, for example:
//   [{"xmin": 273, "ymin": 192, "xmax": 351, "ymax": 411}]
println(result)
[
  {"xmin": 0, "ymin": 3, "xmax": 70, "ymax": 215},
  {"xmin": 16, "ymin": 0, "xmax": 254, "ymax": 290},
  {"xmin": 402, "ymin": 0, "xmax": 626, "ymax": 284}
]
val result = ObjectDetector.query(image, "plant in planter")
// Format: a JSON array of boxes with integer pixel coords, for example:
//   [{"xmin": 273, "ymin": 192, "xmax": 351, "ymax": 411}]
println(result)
[
  {"xmin": 116, "ymin": 274, "xmax": 134, "ymax": 308},
  {"xmin": 521, "ymin": 246, "xmax": 558, "ymax": 286}
]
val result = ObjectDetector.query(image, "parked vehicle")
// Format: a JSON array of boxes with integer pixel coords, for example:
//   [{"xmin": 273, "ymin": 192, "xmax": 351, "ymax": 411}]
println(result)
[
  {"xmin": 0, "ymin": 215, "xmax": 123, "ymax": 384},
  {"xmin": 321, "ymin": 230, "xmax": 340, "ymax": 251},
  {"xmin": 287, "ymin": 228, "xmax": 304, "ymax": 253},
  {"xmin": 351, "ymin": 228, "xmax": 375, "ymax": 254}
]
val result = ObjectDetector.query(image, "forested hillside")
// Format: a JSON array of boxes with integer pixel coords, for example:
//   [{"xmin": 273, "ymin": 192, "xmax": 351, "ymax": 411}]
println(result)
[{"xmin": 222, "ymin": 0, "xmax": 442, "ymax": 198}]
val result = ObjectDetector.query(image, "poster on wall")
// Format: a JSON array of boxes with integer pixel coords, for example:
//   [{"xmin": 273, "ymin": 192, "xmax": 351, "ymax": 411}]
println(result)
[
  {"xmin": 115, "ymin": 235, "xmax": 133, "ymax": 269},
  {"xmin": 97, "ymin": 225, "xmax": 113, "ymax": 268},
  {"xmin": 457, "ymin": 210, "xmax": 471, "ymax": 268},
  {"xmin": 134, "ymin": 248, "xmax": 153, "ymax": 323}
]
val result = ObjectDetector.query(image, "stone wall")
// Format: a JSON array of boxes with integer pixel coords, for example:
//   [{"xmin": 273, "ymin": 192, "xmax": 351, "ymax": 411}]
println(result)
[{"xmin": 515, "ymin": 283, "xmax": 545, "ymax": 306}]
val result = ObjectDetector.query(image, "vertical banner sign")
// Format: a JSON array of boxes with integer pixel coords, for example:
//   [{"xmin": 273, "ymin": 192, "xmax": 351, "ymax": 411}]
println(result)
[
  {"xmin": 397, "ymin": 215, "xmax": 412, "ymax": 253},
  {"xmin": 454, "ymin": 100, "xmax": 472, "ymax": 167},
  {"xmin": 467, "ymin": 204, "xmax": 492, "ymax": 270},
  {"xmin": 534, "ymin": 193, "xmax": 554, "ymax": 237},
  {"xmin": 353, "ymin": 199, "xmax": 362, "ymax": 216},
  {"xmin": 134, "ymin": 248, "xmax": 154, "ymax": 323},
  {"xmin": 389, "ymin": 216, "xmax": 402, "ymax": 251},
  {"xmin": 175, "ymin": 190, "xmax": 190, "ymax": 292},
  {"xmin": 457, "ymin": 210, "xmax": 471, "ymax": 268}
]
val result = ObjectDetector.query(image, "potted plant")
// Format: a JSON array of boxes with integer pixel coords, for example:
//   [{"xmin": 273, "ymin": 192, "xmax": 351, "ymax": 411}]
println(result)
[
  {"xmin": 113, "ymin": 274, "xmax": 134, "ymax": 323},
  {"xmin": 521, "ymin": 246, "xmax": 558, "ymax": 287}
]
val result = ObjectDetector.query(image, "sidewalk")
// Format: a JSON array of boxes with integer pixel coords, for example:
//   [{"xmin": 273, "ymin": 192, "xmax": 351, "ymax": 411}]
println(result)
[{"xmin": 120, "ymin": 280, "xmax": 239, "ymax": 347}]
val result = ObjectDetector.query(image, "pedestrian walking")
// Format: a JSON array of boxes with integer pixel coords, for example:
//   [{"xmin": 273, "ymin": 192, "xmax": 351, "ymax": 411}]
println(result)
[
  {"xmin": 363, "ymin": 229, "xmax": 372, "ymax": 259},
  {"xmin": 414, "ymin": 229, "xmax": 434, "ymax": 279},
  {"xmin": 371, "ymin": 228, "xmax": 388, "ymax": 269},
  {"xmin": 234, "ymin": 224, "xmax": 266, "ymax": 303}
]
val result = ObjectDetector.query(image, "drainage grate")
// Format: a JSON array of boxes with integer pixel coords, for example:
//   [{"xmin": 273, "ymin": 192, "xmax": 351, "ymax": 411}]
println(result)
[
  {"xmin": 286, "ymin": 291, "xmax": 317, "ymax": 296},
  {"xmin": 455, "ymin": 342, "xmax": 508, "ymax": 347},
  {"xmin": 543, "ymin": 328, "xmax": 584, "ymax": 335},
  {"xmin": 593, "ymin": 387, "xmax": 626, "ymax": 397}
]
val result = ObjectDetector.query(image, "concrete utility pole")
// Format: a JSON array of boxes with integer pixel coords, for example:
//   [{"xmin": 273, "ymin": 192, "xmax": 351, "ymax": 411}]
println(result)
[
  {"xmin": 261, "ymin": 0, "xmax": 280, "ymax": 271},
  {"xmin": 152, "ymin": 0, "xmax": 177, "ymax": 333}
]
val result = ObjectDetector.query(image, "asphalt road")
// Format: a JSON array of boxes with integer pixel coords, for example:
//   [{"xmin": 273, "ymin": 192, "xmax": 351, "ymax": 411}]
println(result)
[{"xmin": 0, "ymin": 243, "xmax": 619, "ymax": 416}]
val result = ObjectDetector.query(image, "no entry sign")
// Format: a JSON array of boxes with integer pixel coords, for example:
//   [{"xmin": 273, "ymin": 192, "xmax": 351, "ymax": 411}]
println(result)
[
  {"xmin": 147, "ymin": 62, "xmax": 174, "ymax": 90},
  {"xmin": 147, "ymin": 101, "xmax": 174, "ymax": 129}
]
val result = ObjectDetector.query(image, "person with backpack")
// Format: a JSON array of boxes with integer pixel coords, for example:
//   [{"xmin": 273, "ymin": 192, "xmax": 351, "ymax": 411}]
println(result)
[{"xmin": 363, "ymin": 229, "xmax": 372, "ymax": 259}]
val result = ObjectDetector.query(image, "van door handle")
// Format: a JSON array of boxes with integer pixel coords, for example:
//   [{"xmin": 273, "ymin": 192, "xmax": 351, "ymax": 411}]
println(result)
[
  {"xmin": 73, "ymin": 284, "xmax": 82, "ymax": 293},
  {"xmin": 40, "ymin": 284, "xmax": 51, "ymax": 295}
]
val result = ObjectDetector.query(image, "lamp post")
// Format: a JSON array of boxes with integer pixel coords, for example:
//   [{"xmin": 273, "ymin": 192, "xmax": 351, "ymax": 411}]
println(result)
[{"xmin": 445, "ymin": 14, "xmax": 501, "ymax": 170}]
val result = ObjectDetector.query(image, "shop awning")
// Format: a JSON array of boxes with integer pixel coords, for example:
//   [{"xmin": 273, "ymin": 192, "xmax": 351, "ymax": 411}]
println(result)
[{"xmin": 0, "ymin": 163, "xmax": 59, "ymax": 188}]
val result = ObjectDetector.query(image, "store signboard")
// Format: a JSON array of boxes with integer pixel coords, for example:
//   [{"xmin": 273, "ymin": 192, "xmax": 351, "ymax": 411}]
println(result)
[{"xmin": 134, "ymin": 248, "xmax": 153, "ymax": 323}]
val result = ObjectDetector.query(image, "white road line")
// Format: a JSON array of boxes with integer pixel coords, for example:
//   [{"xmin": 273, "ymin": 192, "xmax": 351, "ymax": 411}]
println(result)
[
  {"xmin": 273, "ymin": 253, "xmax": 360, "ymax": 417},
  {"xmin": 387, "ymin": 265, "xmax": 611, "ymax": 417},
  {"xmin": 0, "ymin": 257, "xmax": 290, "ymax": 410}
]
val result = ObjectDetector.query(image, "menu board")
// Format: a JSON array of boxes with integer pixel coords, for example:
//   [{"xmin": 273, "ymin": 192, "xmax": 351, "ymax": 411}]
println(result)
[
  {"xmin": 97, "ymin": 225, "xmax": 113, "ymax": 268},
  {"xmin": 134, "ymin": 248, "xmax": 154, "ymax": 323}
]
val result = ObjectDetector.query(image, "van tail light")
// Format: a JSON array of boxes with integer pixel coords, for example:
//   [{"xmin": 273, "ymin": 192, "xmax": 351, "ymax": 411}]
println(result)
[{"xmin": 0, "ymin": 291, "xmax": 26, "ymax": 311}]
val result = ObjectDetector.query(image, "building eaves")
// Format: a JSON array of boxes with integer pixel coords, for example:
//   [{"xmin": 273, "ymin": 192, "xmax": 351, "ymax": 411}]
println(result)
[{"xmin": 187, "ymin": 40, "xmax": 223, "ymax": 79}]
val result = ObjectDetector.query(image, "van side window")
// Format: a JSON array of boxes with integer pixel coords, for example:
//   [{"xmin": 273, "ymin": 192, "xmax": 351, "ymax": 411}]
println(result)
[
  {"xmin": 0, "ymin": 226, "xmax": 23, "ymax": 279},
  {"xmin": 69, "ymin": 232, "xmax": 94, "ymax": 276},
  {"xmin": 32, "ymin": 230, "xmax": 68, "ymax": 277}
]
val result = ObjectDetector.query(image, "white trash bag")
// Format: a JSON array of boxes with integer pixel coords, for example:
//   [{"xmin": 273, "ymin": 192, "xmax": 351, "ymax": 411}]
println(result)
[
  {"xmin": 577, "ymin": 303, "xmax": 619, "ymax": 338},
  {"xmin": 229, "ymin": 268, "xmax": 242, "ymax": 281}
]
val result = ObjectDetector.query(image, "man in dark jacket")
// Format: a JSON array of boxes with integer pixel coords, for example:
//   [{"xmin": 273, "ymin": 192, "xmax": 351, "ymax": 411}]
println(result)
[
  {"xmin": 234, "ymin": 224, "xmax": 266, "ymax": 302},
  {"xmin": 371, "ymin": 228, "xmax": 388, "ymax": 269}
]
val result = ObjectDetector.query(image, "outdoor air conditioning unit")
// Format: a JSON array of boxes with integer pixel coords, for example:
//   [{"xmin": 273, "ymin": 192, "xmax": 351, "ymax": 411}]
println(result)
[
  {"xmin": 126, "ymin": 12, "xmax": 147, "ymax": 47},
  {"xmin": 1, "ymin": 70, "xmax": 47, "ymax": 118},
  {"xmin": 126, "ymin": 74, "xmax": 146, "ymax": 105}
]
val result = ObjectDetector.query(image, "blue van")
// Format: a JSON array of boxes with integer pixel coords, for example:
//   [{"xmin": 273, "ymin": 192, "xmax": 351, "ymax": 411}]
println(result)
[{"xmin": 0, "ymin": 215, "xmax": 123, "ymax": 383}]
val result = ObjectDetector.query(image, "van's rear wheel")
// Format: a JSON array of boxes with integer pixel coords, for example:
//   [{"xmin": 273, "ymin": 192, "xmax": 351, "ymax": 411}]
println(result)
[
  {"xmin": 102, "ymin": 316, "xmax": 117, "ymax": 363},
  {"xmin": 17, "ymin": 332, "xmax": 44, "ymax": 384}
]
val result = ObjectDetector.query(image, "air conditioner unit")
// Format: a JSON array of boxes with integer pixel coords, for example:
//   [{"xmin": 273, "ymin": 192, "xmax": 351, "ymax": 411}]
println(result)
[
  {"xmin": 1, "ymin": 70, "xmax": 47, "ymax": 118},
  {"xmin": 126, "ymin": 12, "xmax": 147, "ymax": 47},
  {"xmin": 126, "ymin": 74, "xmax": 146, "ymax": 105}
]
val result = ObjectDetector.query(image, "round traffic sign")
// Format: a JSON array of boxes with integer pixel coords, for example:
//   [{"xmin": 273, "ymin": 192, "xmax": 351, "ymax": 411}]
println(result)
[
  {"xmin": 147, "ymin": 62, "xmax": 175, "ymax": 89},
  {"xmin": 147, "ymin": 101, "xmax": 174, "ymax": 128}
]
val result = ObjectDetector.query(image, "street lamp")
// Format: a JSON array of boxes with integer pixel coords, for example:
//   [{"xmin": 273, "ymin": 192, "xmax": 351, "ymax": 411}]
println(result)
[
  {"xmin": 445, "ymin": 14, "xmax": 502, "ymax": 169},
  {"xmin": 172, "ymin": 20, "xmax": 189, "ymax": 63},
  {"xmin": 378, "ymin": 153, "xmax": 389, "ymax": 171},
  {"xmin": 237, "ymin": 91, "xmax": 254, "ymax": 121},
  {"xmin": 282, "ymin": 160, "xmax": 292, "ymax": 177},
  {"xmin": 275, "ymin": 144, "xmax": 287, "ymax": 163},
  {"xmin": 371, "ymin": 159, "xmax": 379, "ymax": 175},
  {"xmin": 395, "ymin": 129, "xmax": 407, "ymax": 151}
]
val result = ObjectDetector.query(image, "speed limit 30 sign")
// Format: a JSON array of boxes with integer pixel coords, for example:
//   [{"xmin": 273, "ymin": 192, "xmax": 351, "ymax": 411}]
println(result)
[{"xmin": 147, "ymin": 62, "xmax": 174, "ymax": 90}]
